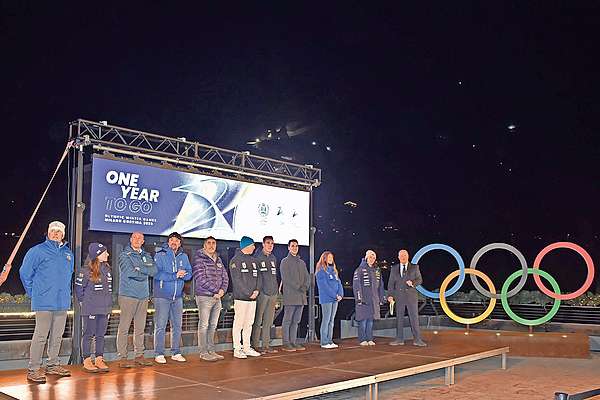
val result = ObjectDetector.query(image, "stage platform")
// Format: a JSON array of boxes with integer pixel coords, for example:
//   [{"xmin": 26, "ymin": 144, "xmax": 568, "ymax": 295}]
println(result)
[{"xmin": 0, "ymin": 335, "xmax": 508, "ymax": 400}]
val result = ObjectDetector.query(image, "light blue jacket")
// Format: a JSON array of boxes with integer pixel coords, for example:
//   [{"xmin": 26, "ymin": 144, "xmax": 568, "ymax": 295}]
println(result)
[{"xmin": 118, "ymin": 245, "xmax": 157, "ymax": 299}]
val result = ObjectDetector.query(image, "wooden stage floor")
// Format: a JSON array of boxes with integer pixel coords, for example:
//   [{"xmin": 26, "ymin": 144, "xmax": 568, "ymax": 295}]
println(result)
[{"xmin": 0, "ymin": 336, "xmax": 509, "ymax": 400}]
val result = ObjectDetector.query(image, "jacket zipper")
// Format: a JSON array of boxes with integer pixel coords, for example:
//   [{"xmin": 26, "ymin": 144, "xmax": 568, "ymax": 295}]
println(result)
[{"xmin": 172, "ymin": 251, "xmax": 177, "ymax": 301}]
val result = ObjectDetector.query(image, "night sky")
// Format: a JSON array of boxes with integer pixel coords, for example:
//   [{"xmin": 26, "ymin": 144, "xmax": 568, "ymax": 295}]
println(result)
[{"xmin": 1, "ymin": 3, "xmax": 599, "ymax": 294}]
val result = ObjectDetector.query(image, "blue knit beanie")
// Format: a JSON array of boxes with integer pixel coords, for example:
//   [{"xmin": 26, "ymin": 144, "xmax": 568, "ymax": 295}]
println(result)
[{"xmin": 240, "ymin": 236, "xmax": 254, "ymax": 250}]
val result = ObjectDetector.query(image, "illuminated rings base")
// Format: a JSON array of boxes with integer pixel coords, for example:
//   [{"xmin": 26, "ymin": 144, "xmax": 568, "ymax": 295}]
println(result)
[
  {"xmin": 501, "ymin": 268, "xmax": 561, "ymax": 326},
  {"xmin": 439, "ymin": 268, "xmax": 496, "ymax": 325},
  {"xmin": 533, "ymin": 242, "xmax": 595, "ymax": 301},
  {"xmin": 413, "ymin": 243, "xmax": 466, "ymax": 299}
]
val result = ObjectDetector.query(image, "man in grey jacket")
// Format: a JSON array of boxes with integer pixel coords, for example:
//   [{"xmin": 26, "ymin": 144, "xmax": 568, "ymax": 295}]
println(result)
[
  {"xmin": 280, "ymin": 239, "xmax": 310, "ymax": 352},
  {"xmin": 387, "ymin": 249, "xmax": 426, "ymax": 346}
]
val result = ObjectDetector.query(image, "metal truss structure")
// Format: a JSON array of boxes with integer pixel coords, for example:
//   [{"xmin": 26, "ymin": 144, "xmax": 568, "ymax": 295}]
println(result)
[
  {"xmin": 70, "ymin": 119, "xmax": 321, "ymax": 190},
  {"xmin": 67, "ymin": 119, "xmax": 321, "ymax": 364}
]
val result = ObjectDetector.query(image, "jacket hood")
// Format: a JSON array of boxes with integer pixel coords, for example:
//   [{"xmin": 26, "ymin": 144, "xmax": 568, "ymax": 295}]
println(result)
[{"xmin": 157, "ymin": 243, "xmax": 184, "ymax": 256}]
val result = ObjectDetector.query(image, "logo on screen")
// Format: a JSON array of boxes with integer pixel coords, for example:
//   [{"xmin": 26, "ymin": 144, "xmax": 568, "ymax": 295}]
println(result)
[{"xmin": 258, "ymin": 203, "xmax": 270, "ymax": 218}]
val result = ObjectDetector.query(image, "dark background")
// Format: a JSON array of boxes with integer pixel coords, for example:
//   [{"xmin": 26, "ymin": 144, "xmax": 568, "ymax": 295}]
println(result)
[{"xmin": 1, "ymin": 3, "xmax": 598, "ymax": 295}]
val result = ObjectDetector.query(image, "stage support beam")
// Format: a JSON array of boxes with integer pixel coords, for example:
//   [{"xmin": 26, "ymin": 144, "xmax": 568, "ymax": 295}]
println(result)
[
  {"xmin": 445, "ymin": 365, "xmax": 455, "ymax": 385},
  {"xmin": 68, "ymin": 144, "xmax": 84, "ymax": 364}
]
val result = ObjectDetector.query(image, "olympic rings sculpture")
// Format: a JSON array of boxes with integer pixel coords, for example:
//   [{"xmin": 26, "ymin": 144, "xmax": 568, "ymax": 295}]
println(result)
[{"xmin": 412, "ymin": 242, "xmax": 595, "ymax": 326}]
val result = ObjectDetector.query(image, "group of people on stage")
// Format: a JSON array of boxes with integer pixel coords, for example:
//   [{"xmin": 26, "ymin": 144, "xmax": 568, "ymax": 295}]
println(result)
[{"xmin": 16, "ymin": 220, "xmax": 425, "ymax": 384}]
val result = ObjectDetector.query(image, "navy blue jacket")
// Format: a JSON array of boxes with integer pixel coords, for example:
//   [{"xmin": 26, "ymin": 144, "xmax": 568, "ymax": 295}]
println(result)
[
  {"xmin": 153, "ymin": 244, "xmax": 192, "ymax": 300},
  {"xmin": 316, "ymin": 265, "xmax": 344, "ymax": 304},
  {"xmin": 19, "ymin": 239, "xmax": 74, "ymax": 311},
  {"xmin": 118, "ymin": 245, "xmax": 157, "ymax": 299},
  {"xmin": 256, "ymin": 250, "xmax": 279, "ymax": 296},
  {"xmin": 352, "ymin": 259, "xmax": 385, "ymax": 321},
  {"xmin": 229, "ymin": 250, "xmax": 261, "ymax": 301},
  {"xmin": 75, "ymin": 261, "xmax": 113, "ymax": 315}
]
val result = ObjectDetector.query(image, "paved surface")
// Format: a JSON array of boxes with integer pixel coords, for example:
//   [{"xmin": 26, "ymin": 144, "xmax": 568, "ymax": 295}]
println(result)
[{"xmin": 308, "ymin": 353, "xmax": 600, "ymax": 400}]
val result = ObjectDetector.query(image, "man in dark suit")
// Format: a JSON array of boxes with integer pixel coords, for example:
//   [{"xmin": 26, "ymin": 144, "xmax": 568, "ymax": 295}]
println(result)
[{"xmin": 387, "ymin": 249, "xmax": 427, "ymax": 346}]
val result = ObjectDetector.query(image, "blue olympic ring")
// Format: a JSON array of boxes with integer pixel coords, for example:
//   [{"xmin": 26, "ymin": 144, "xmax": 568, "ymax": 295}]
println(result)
[{"xmin": 412, "ymin": 243, "xmax": 466, "ymax": 299}]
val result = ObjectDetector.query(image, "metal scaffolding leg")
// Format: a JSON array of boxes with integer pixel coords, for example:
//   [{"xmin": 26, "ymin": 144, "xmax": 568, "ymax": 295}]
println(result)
[
  {"xmin": 445, "ymin": 365, "xmax": 455, "ymax": 385},
  {"xmin": 501, "ymin": 353, "xmax": 507, "ymax": 370}
]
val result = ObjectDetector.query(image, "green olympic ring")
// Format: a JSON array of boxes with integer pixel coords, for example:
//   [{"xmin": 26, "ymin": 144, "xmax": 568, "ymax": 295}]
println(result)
[{"xmin": 500, "ymin": 268, "xmax": 561, "ymax": 326}]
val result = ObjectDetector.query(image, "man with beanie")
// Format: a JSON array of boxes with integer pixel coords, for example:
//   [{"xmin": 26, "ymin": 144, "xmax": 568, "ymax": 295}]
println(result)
[
  {"xmin": 251, "ymin": 235, "xmax": 279, "ymax": 353},
  {"xmin": 20, "ymin": 221, "xmax": 74, "ymax": 383},
  {"xmin": 116, "ymin": 231, "xmax": 157, "ymax": 368},
  {"xmin": 280, "ymin": 239, "xmax": 310, "ymax": 352},
  {"xmin": 229, "ymin": 236, "xmax": 262, "ymax": 359},
  {"xmin": 193, "ymin": 236, "xmax": 228, "ymax": 361},
  {"xmin": 152, "ymin": 232, "xmax": 192, "ymax": 364}
]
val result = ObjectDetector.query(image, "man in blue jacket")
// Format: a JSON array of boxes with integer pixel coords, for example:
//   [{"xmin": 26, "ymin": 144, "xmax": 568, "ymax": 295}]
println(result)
[
  {"xmin": 116, "ymin": 231, "xmax": 157, "ymax": 368},
  {"xmin": 19, "ymin": 221, "xmax": 74, "ymax": 383},
  {"xmin": 152, "ymin": 232, "xmax": 192, "ymax": 364}
]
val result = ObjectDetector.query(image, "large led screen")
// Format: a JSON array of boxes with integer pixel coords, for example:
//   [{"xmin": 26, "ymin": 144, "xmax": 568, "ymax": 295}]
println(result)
[{"xmin": 89, "ymin": 157, "xmax": 310, "ymax": 245}]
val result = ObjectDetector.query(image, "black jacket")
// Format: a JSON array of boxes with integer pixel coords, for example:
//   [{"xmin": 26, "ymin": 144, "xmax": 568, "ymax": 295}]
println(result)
[{"xmin": 229, "ymin": 250, "xmax": 261, "ymax": 301}]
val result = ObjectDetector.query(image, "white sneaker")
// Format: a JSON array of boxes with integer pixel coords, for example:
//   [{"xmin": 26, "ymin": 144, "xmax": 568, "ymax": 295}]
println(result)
[
  {"xmin": 368, "ymin": 340, "xmax": 376, "ymax": 346},
  {"xmin": 171, "ymin": 354, "xmax": 186, "ymax": 362},
  {"xmin": 243, "ymin": 348, "xmax": 261, "ymax": 357},
  {"xmin": 233, "ymin": 349, "xmax": 247, "ymax": 359},
  {"xmin": 154, "ymin": 355, "xmax": 167, "ymax": 364},
  {"xmin": 360, "ymin": 341, "xmax": 369, "ymax": 346},
  {"xmin": 321, "ymin": 344, "xmax": 333, "ymax": 349},
  {"xmin": 330, "ymin": 343, "xmax": 339, "ymax": 348}
]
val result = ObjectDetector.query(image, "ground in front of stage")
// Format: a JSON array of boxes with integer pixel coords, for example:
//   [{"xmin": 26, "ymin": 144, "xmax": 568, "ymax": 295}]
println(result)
[
  {"xmin": 307, "ymin": 352, "xmax": 600, "ymax": 400},
  {"xmin": 0, "ymin": 335, "xmax": 597, "ymax": 400}
]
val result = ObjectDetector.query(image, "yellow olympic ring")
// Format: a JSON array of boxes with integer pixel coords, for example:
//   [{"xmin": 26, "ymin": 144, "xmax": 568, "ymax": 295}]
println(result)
[{"xmin": 439, "ymin": 268, "xmax": 496, "ymax": 324}]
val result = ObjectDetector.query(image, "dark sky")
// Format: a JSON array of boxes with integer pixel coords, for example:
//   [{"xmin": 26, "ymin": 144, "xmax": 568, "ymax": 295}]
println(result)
[{"xmin": 1, "ymin": 3, "xmax": 599, "ymax": 293}]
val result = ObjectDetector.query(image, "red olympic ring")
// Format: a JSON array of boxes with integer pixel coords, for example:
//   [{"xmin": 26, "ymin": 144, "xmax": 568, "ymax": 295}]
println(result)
[{"xmin": 533, "ymin": 242, "xmax": 595, "ymax": 300}]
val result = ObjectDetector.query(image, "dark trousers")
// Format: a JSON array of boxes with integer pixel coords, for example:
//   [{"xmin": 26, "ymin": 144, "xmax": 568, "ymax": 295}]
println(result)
[
  {"xmin": 395, "ymin": 291, "xmax": 421, "ymax": 341},
  {"xmin": 82, "ymin": 314, "xmax": 109, "ymax": 358},
  {"xmin": 282, "ymin": 305, "xmax": 303, "ymax": 345}
]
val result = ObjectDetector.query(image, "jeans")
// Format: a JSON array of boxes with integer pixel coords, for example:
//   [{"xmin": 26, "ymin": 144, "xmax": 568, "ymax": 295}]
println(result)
[
  {"xmin": 153, "ymin": 297, "xmax": 183, "ymax": 356},
  {"xmin": 82, "ymin": 314, "xmax": 109, "ymax": 358},
  {"xmin": 116, "ymin": 296, "xmax": 148, "ymax": 359},
  {"xmin": 28, "ymin": 311, "xmax": 67, "ymax": 371},
  {"xmin": 282, "ymin": 305, "xmax": 304, "ymax": 345},
  {"xmin": 358, "ymin": 319, "xmax": 374, "ymax": 342},
  {"xmin": 196, "ymin": 295, "xmax": 222, "ymax": 354},
  {"xmin": 251, "ymin": 293, "xmax": 277, "ymax": 349},
  {"xmin": 320, "ymin": 302, "xmax": 338, "ymax": 345}
]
